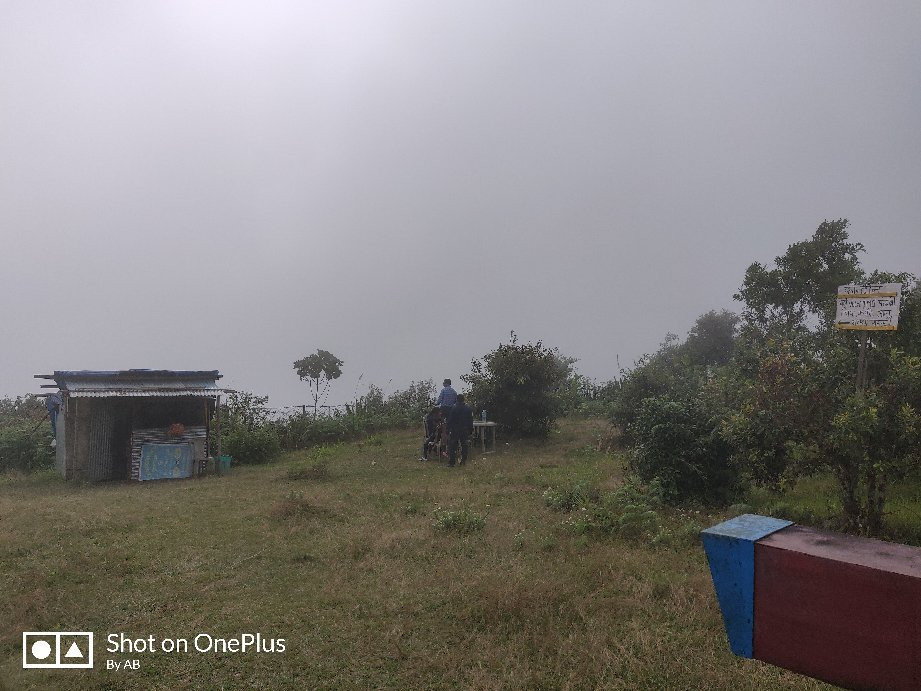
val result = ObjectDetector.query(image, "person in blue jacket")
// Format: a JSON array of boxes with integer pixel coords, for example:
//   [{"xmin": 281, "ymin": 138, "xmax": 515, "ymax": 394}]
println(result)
[{"xmin": 436, "ymin": 378, "xmax": 457, "ymax": 417}]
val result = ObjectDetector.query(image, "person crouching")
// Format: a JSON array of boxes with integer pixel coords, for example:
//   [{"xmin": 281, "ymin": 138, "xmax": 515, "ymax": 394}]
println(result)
[{"xmin": 420, "ymin": 406, "xmax": 443, "ymax": 461}]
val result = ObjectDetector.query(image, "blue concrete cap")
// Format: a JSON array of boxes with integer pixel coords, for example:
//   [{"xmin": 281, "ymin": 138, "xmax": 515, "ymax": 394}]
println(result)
[
  {"xmin": 700, "ymin": 514, "xmax": 792, "ymax": 658},
  {"xmin": 702, "ymin": 514, "xmax": 793, "ymax": 542}
]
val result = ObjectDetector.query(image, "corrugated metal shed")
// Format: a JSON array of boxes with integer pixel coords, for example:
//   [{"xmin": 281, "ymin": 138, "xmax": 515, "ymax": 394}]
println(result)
[{"xmin": 37, "ymin": 369, "xmax": 223, "ymax": 482}]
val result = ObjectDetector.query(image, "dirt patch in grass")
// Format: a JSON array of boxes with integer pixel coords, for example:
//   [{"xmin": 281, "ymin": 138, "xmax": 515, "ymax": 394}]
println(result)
[
  {"xmin": 286, "ymin": 459, "xmax": 330, "ymax": 481},
  {"xmin": 269, "ymin": 491, "xmax": 330, "ymax": 520}
]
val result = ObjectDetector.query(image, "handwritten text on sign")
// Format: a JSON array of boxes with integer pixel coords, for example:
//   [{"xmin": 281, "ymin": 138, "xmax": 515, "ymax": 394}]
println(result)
[{"xmin": 835, "ymin": 283, "xmax": 902, "ymax": 331}]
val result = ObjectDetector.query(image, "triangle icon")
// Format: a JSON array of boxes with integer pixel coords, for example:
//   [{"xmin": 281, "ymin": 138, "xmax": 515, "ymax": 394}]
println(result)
[{"xmin": 65, "ymin": 641, "xmax": 83, "ymax": 658}]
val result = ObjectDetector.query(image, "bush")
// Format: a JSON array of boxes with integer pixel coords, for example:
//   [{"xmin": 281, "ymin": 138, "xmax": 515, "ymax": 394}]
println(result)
[
  {"xmin": 628, "ymin": 394, "xmax": 738, "ymax": 505},
  {"xmin": 0, "ymin": 424, "xmax": 53, "ymax": 473},
  {"xmin": 463, "ymin": 333, "xmax": 574, "ymax": 437},
  {"xmin": 0, "ymin": 395, "xmax": 54, "ymax": 474},
  {"xmin": 223, "ymin": 426, "xmax": 281, "ymax": 465}
]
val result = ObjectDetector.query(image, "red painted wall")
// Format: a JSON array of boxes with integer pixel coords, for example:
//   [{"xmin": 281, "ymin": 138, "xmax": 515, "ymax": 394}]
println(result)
[{"xmin": 754, "ymin": 525, "xmax": 921, "ymax": 691}]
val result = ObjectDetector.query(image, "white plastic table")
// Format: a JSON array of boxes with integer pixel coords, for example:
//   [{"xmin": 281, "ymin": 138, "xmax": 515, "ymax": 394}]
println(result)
[{"xmin": 473, "ymin": 421, "xmax": 497, "ymax": 454}]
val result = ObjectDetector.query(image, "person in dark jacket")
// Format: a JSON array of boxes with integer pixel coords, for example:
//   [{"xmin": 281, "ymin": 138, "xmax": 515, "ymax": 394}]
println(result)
[
  {"xmin": 445, "ymin": 394, "xmax": 474, "ymax": 466},
  {"xmin": 420, "ymin": 406, "xmax": 443, "ymax": 461}
]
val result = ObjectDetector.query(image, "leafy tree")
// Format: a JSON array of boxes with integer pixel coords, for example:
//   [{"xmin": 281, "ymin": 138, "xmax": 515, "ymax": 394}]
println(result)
[
  {"xmin": 731, "ymin": 220, "xmax": 921, "ymax": 534},
  {"xmin": 294, "ymin": 349, "xmax": 344, "ymax": 416},
  {"xmin": 735, "ymin": 218, "xmax": 864, "ymax": 332},
  {"xmin": 463, "ymin": 333, "xmax": 574, "ymax": 437},
  {"xmin": 683, "ymin": 309, "xmax": 739, "ymax": 366},
  {"xmin": 720, "ymin": 342, "xmax": 831, "ymax": 491}
]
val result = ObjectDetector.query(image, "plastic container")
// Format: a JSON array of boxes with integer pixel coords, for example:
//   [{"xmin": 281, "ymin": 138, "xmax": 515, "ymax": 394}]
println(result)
[{"xmin": 218, "ymin": 455, "xmax": 232, "ymax": 474}]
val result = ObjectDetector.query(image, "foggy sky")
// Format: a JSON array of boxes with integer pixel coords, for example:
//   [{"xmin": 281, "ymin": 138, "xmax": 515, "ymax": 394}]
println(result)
[{"xmin": 2, "ymin": 1, "xmax": 920, "ymax": 411}]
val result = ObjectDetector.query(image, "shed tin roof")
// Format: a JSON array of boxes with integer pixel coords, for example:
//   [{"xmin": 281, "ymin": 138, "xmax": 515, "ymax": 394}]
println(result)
[{"xmin": 52, "ymin": 370, "xmax": 222, "ymax": 398}]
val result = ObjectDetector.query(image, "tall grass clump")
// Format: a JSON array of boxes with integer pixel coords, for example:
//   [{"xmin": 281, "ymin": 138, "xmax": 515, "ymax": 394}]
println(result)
[
  {"xmin": 432, "ymin": 507, "xmax": 486, "ymax": 534},
  {"xmin": 551, "ymin": 478, "xmax": 668, "ymax": 543}
]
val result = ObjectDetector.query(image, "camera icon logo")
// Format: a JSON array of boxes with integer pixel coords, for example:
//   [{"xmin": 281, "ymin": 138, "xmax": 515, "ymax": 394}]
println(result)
[{"xmin": 22, "ymin": 632, "xmax": 94, "ymax": 669}]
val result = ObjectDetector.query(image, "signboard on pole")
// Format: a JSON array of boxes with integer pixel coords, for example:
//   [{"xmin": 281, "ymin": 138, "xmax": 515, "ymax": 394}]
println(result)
[{"xmin": 835, "ymin": 284, "xmax": 902, "ymax": 331}]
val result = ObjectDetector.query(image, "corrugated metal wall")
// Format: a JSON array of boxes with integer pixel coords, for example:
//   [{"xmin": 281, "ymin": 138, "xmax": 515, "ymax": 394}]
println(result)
[
  {"xmin": 55, "ymin": 406, "xmax": 67, "ymax": 476},
  {"xmin": 86, "ymin": 400, "xmax": 116, "ymax": 481},
  {"xmin": 62, "ymin": 397, "xmax": 212, "ymax": 482}
]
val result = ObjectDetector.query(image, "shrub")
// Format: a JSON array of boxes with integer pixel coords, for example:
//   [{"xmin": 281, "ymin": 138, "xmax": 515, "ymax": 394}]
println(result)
[
  {"xmin": 0, "ymin": 424, "xmax": 53, "ymax": 473},
  {"xmin": 279, "ymin": 414, "xmax": 357, "ymax": 449},
  {"xmin": 542, "ymin": 483, "xmax": 590, "ymax": 512},
  {"xmin": 380, "ymin": 380, "xmax": 436, "ymax": 424},
  {"xmin": 0, "ymin": 395, "xmax": 54, "ymax": 474},
  {"xmin": 224, "ymin": 426, "xmax": 281, "ymax": 465},
  {"xmin": 463, "ymin": 333, "xmax": 574, "ymax": 437},
  {"xmin": 627, "ymin": 394, "xmax": 738, "ymax": 505}
]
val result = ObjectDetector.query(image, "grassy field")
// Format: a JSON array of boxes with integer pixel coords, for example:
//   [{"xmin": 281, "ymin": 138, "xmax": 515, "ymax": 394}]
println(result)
[{"xmin": 0, "ymin": 419, "xmax": 832, "ymax": 690}]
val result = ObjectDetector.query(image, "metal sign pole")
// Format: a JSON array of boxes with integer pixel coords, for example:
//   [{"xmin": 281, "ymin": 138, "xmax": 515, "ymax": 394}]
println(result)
[{"xmin": 856, "ymin": 332, "xmax": 868, "ymax": 392}]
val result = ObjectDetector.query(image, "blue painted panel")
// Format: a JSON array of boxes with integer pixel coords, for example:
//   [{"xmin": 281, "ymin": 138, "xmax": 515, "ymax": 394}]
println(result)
[
  {"xmin": 139, "ymin": 443, "xmax": 193, "ymax": 481},
  {"xmin": 700, "ymin": 514, "xmax": 792, "ymax": 658}
]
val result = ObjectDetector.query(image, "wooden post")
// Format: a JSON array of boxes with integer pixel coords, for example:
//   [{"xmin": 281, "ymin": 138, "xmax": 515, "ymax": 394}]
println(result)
[
  {"xmin": 201, "ymin": 399, "xmax": 209, "ymax": 477},
  {"xmin": 215, "ymin": 394, "xmax": 221, "ymax": 472},
  {"xmin": 856, "ymin": 332, "xmax": 869, "ymax": 392}
]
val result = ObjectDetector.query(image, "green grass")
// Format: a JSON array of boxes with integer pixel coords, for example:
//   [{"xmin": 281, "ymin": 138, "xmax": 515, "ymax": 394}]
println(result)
[{"xmin": 0, "ymin": 419, "xmax": 830, "ymax": 690}]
